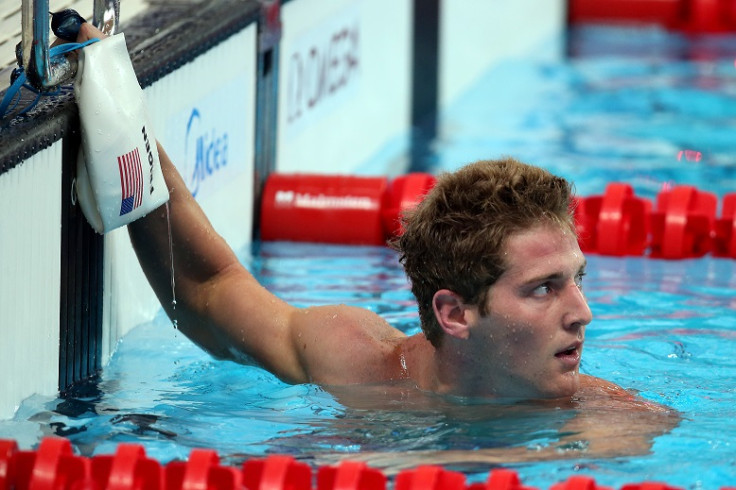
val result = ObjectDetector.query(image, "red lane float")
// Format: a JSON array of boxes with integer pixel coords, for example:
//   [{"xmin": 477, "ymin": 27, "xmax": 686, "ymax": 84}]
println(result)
[
  {"xmin": 575, "ymin": 183, "xmax": 651, "ymax": 256},
  {"xmin": 550, "ymin": 476, "xmax": 613, "ymax": 490},
  {"xmin": 8, "ymin": 438, "xmax": 91, "ymax": 490},
  {"xmin": 166, "ymin": 449, "xmax": 241, "ymax": 490},
  {"xmin": 2, "ymin": 437, "xmax": 736, "ymax": 490},
  {"xmin": 381, "ymin": 173, "xmax": 437, "ymax": 239},
  {"xmin": 317, "ymin": 461, "xmax": 385, "ymax": 490},
  {"xmin": 0, "ymin": 440, "xmax": 17, "ymax": 490},
  {"xmin": 713, "ymin": 193, "xmax": 736, "ymax": 258},
  {"xmin": 260, "ymin": 173, "xmax": 436, "ymax": 245},
  {"xmin": 568, "ymin": 0, "xmax": 684, "ymax": 29},
  {"xmin": 568, "ymin": 0, "xmax": 736, "ymax": 33},
  {"xmin": 621, "ymin": 484, "xmax": 684, "ymax": 490},
  {"xmin": 260, "ymin": 174, "xmax": 388, "ymax": 245},
  {"xmin": 394, "ymin": 466, "xmax": 465, "ymax": 490},
  {"xmin": 649, "ymin": 185, "xmax": 717, "ymax": 259},
  {"xmin": 467, "ymin": 468, "xmax": 537, "ymax": 490},
  {"xmin": 242, "ymin": 455, "xmax": 311, "ymax": 490},
  {"xmin": 91, "ymin": 443, "xmax": 163, "ymax": 490}
]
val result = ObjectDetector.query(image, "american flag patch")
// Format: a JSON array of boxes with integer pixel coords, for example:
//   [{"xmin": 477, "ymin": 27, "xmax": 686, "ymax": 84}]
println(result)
[{"xmin": 117, "ymin": 147, "xmax": 144, "ymax": 216}]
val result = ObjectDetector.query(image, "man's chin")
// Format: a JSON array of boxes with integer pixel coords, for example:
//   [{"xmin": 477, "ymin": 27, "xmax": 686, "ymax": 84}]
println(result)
[{"xmin": 539, "ymin": 372, "xmax": 581, "ymax": 400}]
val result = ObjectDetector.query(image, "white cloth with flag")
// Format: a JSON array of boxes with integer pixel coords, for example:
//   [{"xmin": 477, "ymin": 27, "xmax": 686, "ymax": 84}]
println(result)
[{"xmin": 74, "ymin": 33, "xmax": 169, "ymax": 234}]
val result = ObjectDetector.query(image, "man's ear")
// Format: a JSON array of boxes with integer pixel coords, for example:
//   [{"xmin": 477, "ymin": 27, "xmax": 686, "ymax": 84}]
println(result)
[{"xmin": 432, "ymin": 289, "xmax": 471, "ymax": 340}]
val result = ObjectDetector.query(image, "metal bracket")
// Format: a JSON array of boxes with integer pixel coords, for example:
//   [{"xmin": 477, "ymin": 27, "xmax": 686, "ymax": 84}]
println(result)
[{"xmin": 17, "ymin": 0, "xmax": 119, "ymax": 91}]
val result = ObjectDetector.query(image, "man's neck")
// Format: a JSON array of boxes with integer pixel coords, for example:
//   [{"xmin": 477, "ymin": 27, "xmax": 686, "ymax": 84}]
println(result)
[{"xmin": 402, "ymin": 334, "xmax": 489, "ymax": 397}]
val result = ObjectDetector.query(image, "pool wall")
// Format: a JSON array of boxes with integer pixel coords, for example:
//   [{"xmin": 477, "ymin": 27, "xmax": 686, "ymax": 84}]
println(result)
[{"xmin": 0, "ymin": 0, "xmax": 565, "ymax": 419}]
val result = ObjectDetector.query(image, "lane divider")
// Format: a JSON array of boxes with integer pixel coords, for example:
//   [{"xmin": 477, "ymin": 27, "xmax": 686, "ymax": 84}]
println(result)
[
  {"xmin": 576, "ymin": 183, "xmax": 734, "ymax": 259},
  {"xmin": 260, "ymin": 173, "xmax": 436, "ymax": 246},
  {"xmin": 714, "ymin": 194, "xmax": 736, "ymax": 258},
  {"xmin": 5, "ymin": 437, "xmax": 733, "ymax": 490},
  {"xmin": 574, "ymin": 183, "xmax": 651, "ymax": 257},
  {"xmin": 568, "ymin": 0, "xmax": 736, "ymax": 33},
  {"xmin": 649, "ymin": 186, "xmax": 717, "ymax": 259},
  {"xmin": 260, "ymin": 173, "xmax": 736, "ymax": 259}
]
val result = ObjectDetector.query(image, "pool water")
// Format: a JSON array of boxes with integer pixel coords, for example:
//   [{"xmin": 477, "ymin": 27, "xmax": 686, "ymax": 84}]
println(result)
[{"xmin": 3, "ymin": 24, "xmax": 736, "ymax": 489}]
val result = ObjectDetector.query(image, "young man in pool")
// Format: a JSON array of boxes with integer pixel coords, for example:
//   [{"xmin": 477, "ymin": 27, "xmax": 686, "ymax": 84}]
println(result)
[
  {"xmin": 72, "ymin": 22, "xmax": 625, "ymax": 399},
  {"xmin": 127, "ymin": 140, "xmax": 677, "ymax": 462},
  {"xmin": 76, "ymin": 21, "xmax": 678, "ymax": 464},
  {"xmin": 135, "ymin": 150, "xmax": 594, "ymax": 400}
]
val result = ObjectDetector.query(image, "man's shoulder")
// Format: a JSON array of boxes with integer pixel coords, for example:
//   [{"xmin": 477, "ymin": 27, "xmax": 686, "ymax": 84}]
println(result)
[
  {"xmin": 578, "ymin": 374, "xmax": 674, "ymax": 413},
  {"xmin": 579, "ymin": 374, "xmax": 630, "ymax": 394},
  {"xmin": 290, "ymin": 303, "xmax": 409, "ymax": 385}
]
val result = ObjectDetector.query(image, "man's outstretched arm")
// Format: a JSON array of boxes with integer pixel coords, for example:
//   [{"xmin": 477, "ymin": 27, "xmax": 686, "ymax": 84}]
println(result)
[
  {"xmin": 127, "ymin": 143, "xmax": 308, "ymax": 382},
  {"xmin": 75, "ymin": 23, "xmax": 400, "ymax": 387},
  {"xmin": 126, "ymin": 144, "xmax": 399, "ymax": 386},
  {"xmin": 74, "ymin": 19, "xmax": 307, "ymax": 382}
]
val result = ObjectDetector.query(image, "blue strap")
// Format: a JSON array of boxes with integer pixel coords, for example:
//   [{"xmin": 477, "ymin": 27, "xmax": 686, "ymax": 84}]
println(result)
[
  {"xmin": 0, "ymin": 71, "xmax": 29, "ymax": 118},
  {"xmin": 0, "ymin": 38, "xmax": 100, "ymax": 119}
]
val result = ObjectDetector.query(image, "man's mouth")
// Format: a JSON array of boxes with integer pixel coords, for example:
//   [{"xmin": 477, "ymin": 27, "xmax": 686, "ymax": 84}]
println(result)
[{"xmin": 555, "ymin": 342, "xmax": 582, "ymax": 364}]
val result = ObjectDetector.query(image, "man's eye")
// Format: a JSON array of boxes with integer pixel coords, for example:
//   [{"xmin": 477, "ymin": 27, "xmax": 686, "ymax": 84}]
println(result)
[
  {"xmin": 575, "ymin": 272, "xmax": 586, "ymax": 289},
  {"xmin": 531, "ymin": 284, "xmax": 553, "ymax": 297}
]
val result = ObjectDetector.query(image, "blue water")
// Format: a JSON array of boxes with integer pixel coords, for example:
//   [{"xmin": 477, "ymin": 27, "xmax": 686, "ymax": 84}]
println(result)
[
  {"xmin": 3, "ymin": 24, "xmax": 736, "ymax": 489},
  {"xmin": 428, "ymin": 25, "xmax": 736, "ymax": 202}
]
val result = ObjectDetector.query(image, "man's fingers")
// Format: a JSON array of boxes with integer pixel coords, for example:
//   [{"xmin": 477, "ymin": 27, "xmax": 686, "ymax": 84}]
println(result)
[{"xmin": 77, "ymin": 23, "xmax": 107, "ymax": 43}]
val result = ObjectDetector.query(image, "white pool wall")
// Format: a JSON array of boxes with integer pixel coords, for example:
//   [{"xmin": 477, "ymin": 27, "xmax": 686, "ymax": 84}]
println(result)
[
  {"xmin": 0, "ymin": 143, "xmax": 63, "ymax": 419},
  {"xmin": 277, "ymin": 0, "xmax": 413, "ymax": 175}
]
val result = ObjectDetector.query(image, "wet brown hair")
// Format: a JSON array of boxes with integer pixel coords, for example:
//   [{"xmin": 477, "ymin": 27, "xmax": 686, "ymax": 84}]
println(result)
[{"xmin": 390, "ymin": 157, "xmax": 575, "ymax": 347}]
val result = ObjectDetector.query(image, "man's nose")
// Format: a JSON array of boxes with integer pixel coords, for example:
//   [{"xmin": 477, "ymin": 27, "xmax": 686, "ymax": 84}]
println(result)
[{"xmin": 563, "ymin": 281, "xmax": 593, "ymax": 330}]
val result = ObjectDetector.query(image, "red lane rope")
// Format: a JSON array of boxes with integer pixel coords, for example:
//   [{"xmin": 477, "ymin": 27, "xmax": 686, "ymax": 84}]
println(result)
[
  {"xmin": 4, "ymin": 437, "xmax": 733, "ymax": 490},
  {"xmin": 568, "ymin": 0, "xmax": 736, "ymax": 33},
  {"xmin": 260, "ymin": 173, "xmax": 736, "ymax": 259}
]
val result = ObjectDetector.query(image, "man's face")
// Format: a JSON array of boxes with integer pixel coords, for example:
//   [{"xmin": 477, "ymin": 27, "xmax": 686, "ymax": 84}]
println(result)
[{"xmin": 466, "ymin": 222, "xmax": 592, "ymax": 399}]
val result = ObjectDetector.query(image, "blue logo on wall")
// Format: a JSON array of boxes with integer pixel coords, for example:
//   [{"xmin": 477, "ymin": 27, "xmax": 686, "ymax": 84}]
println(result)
[{"xmin": 185, "ymin": 108, "xmax": 229, "ymax": 197}]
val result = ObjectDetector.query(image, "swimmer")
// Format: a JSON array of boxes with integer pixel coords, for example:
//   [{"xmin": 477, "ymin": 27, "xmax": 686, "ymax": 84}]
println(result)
[
  {"xmin": 139, "ymin": 145, "xmax": 596, "ymax": 400},
  {"xmin": 73, "ymin": 23, "xmax": 678, "ymax": 464}
]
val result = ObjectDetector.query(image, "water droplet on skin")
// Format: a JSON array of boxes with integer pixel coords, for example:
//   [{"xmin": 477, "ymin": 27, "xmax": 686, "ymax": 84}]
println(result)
[{"xmin": 166, "ymin": 203, "xmax": 178, "ymax": 329}]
